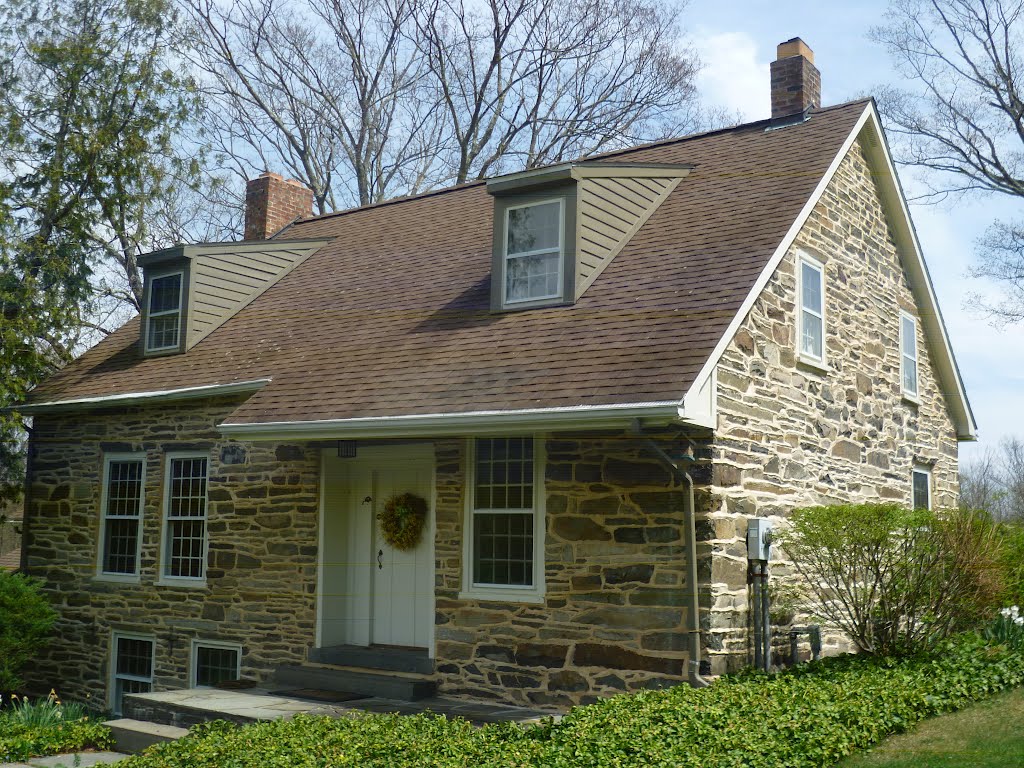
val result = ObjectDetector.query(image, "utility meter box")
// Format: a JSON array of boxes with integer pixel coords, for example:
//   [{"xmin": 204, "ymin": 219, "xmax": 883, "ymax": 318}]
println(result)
[{"xmin": 746, "ymin": 518, "xmax": 773, "ymax": 561}]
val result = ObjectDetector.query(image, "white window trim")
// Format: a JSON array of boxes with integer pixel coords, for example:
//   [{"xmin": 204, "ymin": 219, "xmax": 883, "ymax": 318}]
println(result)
[
  {"xmin": 157, "ymin": 451, "xmax": 209, "ymax": 587},
  {"xmin": 94, "ymin": 452, "xmax": 147, "ymax": 583},
  {"xmin": 900, "ymin": 310, "xmax": 920, "ymax": 402},
  {"xmin": 190, "ymin": 639, "xmax": 242, "ymax": 688},
  {"xmin": 145, "ymin": 270, "xmax": 185, "ymax": 353},
  {"xmin": 502, "ymin": 198, "xmax": 565, "ymax": 307},
  {"xmin": 912, "ymin": 466, "xmax": 932, "ymax": 511},
  {"xmin": 796, "ymin": 252, "xmax": 827, "ymax": 371},
  {"xmin": 109, "ymin": 631, "xmax": 155, "ymax": 715},
  {"xmin": 460, "ymin": 436, "xmax": 546, "ymax": 604}
]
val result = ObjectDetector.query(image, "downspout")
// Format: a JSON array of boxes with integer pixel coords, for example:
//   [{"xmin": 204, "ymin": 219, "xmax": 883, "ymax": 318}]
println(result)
[
  {"xmin": 18, "ymin": 423, "xmax": 35, "ymax": 575},
  {"xmin": 634, "ymin": 428, "xmax": 710, "ymax": 688}
]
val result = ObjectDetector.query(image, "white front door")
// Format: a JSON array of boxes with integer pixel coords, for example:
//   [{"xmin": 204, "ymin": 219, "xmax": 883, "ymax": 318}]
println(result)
[{"xmin": 319, "ymin": 444, "xmax": 434, "ymax": 651}]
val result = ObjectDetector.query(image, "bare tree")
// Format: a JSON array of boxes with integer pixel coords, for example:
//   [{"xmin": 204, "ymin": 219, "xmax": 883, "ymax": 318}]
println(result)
[
  {"xmin": 871, "ymin": 0, "xmax": 1024, "ymax": 321},
  {"xmin": 185, "ymin": 0, "xmax": 442, "ymax": 211},
  {"xmin": 960, "ymin": 437, "xmax": 1024, "ymax": 518},
  {"xmin": 416, "ymin": 0, "xmax": 702, "ymax": 183},
  {"xmin": 184, "ymin": 0, "xmax": 706, "ymax": 209}
]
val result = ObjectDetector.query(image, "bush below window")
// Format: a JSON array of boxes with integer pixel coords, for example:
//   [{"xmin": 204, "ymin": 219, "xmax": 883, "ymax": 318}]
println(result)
[
  {"xmin": 118, "ymin": 633, "xmax": 1024, "ymax": 768},
  {"xmin": 0, "ymin": 693, "xmax": 112, "ymax": 762}
]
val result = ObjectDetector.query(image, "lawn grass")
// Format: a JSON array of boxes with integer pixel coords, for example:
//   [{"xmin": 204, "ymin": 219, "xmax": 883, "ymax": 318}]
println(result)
[{"xmin": 841, "ymin": 686, "xmax": 1024, "ymax": 768}]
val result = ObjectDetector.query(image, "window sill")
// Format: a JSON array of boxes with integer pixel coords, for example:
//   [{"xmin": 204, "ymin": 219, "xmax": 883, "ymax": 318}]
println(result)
[
  {"xmin": 93, "ymin": 574, "xmax": 141, "ymax": 585},
  {"xmin": 796, "ymin": 355, "xmax": 829, "ymax": 375},
  {"xmin": 155, "ymin": 577, "xmax": 208, "ymax": 589},
  {"xmin": 902, "ymin": 392, "xmax": 921, "ymax": 406},
  {"xmin": 459, "ymin": 588, "xmax": 545, "ymax": 605}
]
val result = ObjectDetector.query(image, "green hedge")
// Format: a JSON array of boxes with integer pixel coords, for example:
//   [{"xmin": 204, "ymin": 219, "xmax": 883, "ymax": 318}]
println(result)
[
  {"xmin": 120, "ymin": 634, "xmax": 1024, "ymax": 768},
  {"xmin": 0, "ymin": 717, "xmax": 113, "ymax": 762}
]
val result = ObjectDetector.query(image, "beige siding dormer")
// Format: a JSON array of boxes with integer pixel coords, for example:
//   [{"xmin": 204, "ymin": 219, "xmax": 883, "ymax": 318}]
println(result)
[
  {"xmin": 487, "ymin": 162, "xmax": 691, "ymax": 310},
  {"xmin": 138, "ymin": 238, "xmax": 329, "ymax": 356}
]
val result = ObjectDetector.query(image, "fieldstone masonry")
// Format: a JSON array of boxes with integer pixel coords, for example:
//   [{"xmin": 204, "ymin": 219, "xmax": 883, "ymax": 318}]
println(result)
[
  {"xmin": 704, "ymin": 137, "xmax": 960, "ymax": 671},
  {"xmin": 23, "ymin": 136, "xmax": 961, "ymax": 709}
]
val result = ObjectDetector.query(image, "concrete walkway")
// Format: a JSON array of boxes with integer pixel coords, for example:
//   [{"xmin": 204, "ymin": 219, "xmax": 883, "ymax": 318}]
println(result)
[
  {"xmin": 130, "ymin": 687, "xmax": 555, "ymax": 726},
  {"xmin": 2, "ymin": 752, "xmax": 129, "ymax": 768}
]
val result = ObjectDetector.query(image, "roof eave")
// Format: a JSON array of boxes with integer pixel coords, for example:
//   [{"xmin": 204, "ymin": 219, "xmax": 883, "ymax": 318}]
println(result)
[
  {"xmin": 12, "ymin": 379, "xmax": 271, "ymax": 415},
  {"xmin": 217, "ymin": 401, "xmax": 689, "ymax": 440}
]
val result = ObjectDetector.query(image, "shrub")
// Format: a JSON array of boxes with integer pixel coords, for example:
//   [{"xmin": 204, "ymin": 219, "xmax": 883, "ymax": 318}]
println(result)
[
  {"xmin": 115, "ymin": 634, "xmax": 1024, "ymax": 768},
  {"xmin": 0, "ymin": 571, "xmax": 57, "ymax": 690},
  {"xmin": 0, "ymin": 691, "xmax": 112, "ymax": 762},
  {"xmin": 996, "ymin": 521, "xmax": 1024, "ymax": 606},
  {"xmin": 778, "ymin": 503, "xmax": 1003, "ymax": 654}
]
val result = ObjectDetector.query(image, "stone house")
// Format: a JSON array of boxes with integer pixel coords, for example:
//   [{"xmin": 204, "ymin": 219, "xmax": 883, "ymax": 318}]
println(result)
[{"xmin": 16, "ymin": 38, "xmax": 975, "ymax": 713}]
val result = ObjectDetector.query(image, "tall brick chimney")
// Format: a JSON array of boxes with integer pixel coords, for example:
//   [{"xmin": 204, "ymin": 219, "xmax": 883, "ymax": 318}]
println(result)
[
  {"xmin": 244, "ymin": 172, "xmax": 314, "ymax": 240},
  {"xmin": 770, "ymin": 37, "xmax": 820, "ymax": 121}
]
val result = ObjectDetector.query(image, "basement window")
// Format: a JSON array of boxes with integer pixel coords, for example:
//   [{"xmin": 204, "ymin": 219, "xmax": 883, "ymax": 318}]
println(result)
[
  {"xmin": 110, "ymin": 634, "xmax": 154, "ymax": 715},
  {"xmin": 192, "ymin": 641, "xmax": 241, "ymax": 688},
  {"xmin": 145, "ymin": 272, "xmax": 184, "ymax": 353},
  {"xmin": 912, "ymin": 467, "xmax": 932, "ymax": 511}
]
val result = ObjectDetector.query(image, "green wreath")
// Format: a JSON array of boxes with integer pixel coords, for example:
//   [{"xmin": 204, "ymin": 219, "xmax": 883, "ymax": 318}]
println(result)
[{"xmin": 378, "ymin": 492, "xmax": 429, "ymax": 550}]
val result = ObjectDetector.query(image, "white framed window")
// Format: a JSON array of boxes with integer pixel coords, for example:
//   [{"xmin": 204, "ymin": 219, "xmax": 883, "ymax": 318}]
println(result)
[
  {"xmin": 96, "ymin": 453, "xmax": 146, "ymax": 580},
  {"xmin": 191, "ymin": 640, "xmax": 241, "ymax": 688},
  {"xmin": 110, "ymin": 633, "xmax": 154, "ymax": 715},
  {"xmin": 797, "ymin": 254, "xmax": 826, "ymax": 365},
  {"xmin": 146, "ymin": 272, "xmax": 184, "ymax": 352},
  {"xmin": 900, "ymin": 311, "xmax": 919, "ymax": 400},
  {"xmin": 461, "ymin": 436, "xmax": 545, "ymax": 603},
  {"xmin": 912, "ymin": 467, "xmax": 932, "ymax": 511},
  {"xmin": 503, "ymin": 199, "xmax": 563, "ymax": 305},
  {"xmin": 160, "ymin": 453, "xmax": 208, "ymax": 583}
]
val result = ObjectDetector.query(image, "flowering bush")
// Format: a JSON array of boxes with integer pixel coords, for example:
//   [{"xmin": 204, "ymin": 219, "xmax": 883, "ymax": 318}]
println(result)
[
  {"xmin": 0, "ymin": 689, "xmax": 111, "ymax": 762},
  {"xmin": 986, "ymin": 606, "xmax": 1024, "ymax": 650}
]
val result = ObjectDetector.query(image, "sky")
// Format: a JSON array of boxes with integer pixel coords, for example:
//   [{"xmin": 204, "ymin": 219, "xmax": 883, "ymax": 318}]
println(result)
[{"xmin": 684, "ymin": 0, "xmax": 1024, "ymax": 462}]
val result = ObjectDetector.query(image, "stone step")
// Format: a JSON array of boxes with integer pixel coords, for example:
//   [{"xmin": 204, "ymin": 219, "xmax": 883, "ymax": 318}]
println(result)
[
  {"xmin": 103, "ymin": 718, "xmax": 189, "ymax": 754},
  {"xmin": 274, "ymin": 664, "xmax": 437, "ymax": 701},
  {"xmin": 309, "ymin": 645, "xmax": 434, "ymax": 675}
]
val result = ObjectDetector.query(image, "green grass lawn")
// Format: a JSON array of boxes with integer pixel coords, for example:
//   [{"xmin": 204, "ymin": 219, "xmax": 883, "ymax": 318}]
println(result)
[{"xmin": 841, "ymin": 686, "xmax": 1024, "ymax": 768}]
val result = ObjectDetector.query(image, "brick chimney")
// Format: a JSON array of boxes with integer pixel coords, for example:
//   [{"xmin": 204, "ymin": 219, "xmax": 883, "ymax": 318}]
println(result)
[
  {"xmin": 244, "ymin": 172, "xmax": 314, "ymax": 240},
  {"xmin": 770, "ymin": 37, "xmax": 820, "ymax": 121}
]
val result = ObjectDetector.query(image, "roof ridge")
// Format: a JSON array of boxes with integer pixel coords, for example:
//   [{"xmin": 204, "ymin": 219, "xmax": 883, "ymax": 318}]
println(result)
[{"xmin": 293, "ymin": 99, "xmax": 874, "ymax": 228}]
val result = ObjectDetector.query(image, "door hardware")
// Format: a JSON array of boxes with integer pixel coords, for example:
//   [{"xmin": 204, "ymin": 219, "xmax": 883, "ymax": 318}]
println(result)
[
  {"xmin": 362, "ymin": 496, "xmax": 372, "ymax": 504},
  {"xmin": 377, "ymin": 549, "xmax": 383, "ymax": 569}
]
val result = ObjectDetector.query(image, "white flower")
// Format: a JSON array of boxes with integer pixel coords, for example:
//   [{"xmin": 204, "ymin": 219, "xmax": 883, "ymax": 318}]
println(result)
[
  {"xmin": 1002, "ymin": 607, "xmax": 1013, "ymax": 618},
  {"xmin": 1012, "ymin": 605, "xmax": 1021, "ymax": 617},
  {"xmin": 1015, "ymin": 617, "xmax": 1024, "ymax": 626}
]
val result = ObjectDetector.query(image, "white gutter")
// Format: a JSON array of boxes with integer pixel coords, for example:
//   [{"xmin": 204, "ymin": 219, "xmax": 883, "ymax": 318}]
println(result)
[
  {"xmin": 12, "ymin": 379, "xmax": 272, "ymax": 414},
  {"xmin": 218, "ymin": 401, "xmax": 685, "ymax": 440}
]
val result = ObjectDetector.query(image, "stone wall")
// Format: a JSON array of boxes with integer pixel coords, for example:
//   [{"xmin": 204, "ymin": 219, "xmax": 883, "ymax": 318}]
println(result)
[
  {"xmin": 24, "ymin": 396, "xmax": 320, "ymax": 705},
  {"xmin": 433, "ymin": 432, "xmax": 712, "ymax": 709},
  {"xmin": 703, "ymin": 136, "xmax": 961, "ymax": 671}
]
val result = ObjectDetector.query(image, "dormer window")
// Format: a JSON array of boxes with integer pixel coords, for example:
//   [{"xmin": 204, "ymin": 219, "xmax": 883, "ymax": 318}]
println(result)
[
  {"xmin": 486, "ymin": 161, "xmax": 692, "ymax": 312},
  {"xmin": 505, "ymin": 200, "xmax": 563, "ymax": 304},
  {"xmin": 146, "ymin": 273, "xmax": 184, "ymax": 352}
]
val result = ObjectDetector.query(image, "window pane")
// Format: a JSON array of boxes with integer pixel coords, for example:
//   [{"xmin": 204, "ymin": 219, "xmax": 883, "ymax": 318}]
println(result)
[
  {"xmin": 150, "ymin": 274, "xmax": 182, "ymax": 314},
  {"xmin": 903, "ymin": 355, "xmax": 918, "ymax": 395},
  {"xmin": 148, "ymin": 314, "xmax": 180, "ymax": 350},
  {"xmin": 801, "ymin": 311, "xmax": 823, "ymax": 359},
  {"xmin": 116, "ymin": 638, "xmax": 153, "ymax": 678},
  {"xmin": 166, "ymin": 457, "xmax": 208, "ymax": 578},
  {"xmin": 506, "ymin": 251, "xmax": 560, "ymax": 302},
  {"xmin": 902, "ymin": 315, "xmax": 917, "ymax": 358},
  {"xmin": 474, "ymin": 438, "xmax": 533, "ymax": 511},
  {"xmin": 474, "ymin": 512, "xmax": 534, "ymax": 586},
  {"xmin": 196, "ymin": 646, "xmax": 239, "ymax": 687},
  {"xmin": 104, "ymin": 519, "xmax": 139, "ymax": 574},
  {"xmin": 507, "ymin": 202, "xmax": 560, "ymax": 255},
  {"xmin": 912, "ymin": 471, "xmax": 930, "ymax": 510},
  {"xmin": 801, "ymin": 262, "xmax": 822, "ymax": 314}
]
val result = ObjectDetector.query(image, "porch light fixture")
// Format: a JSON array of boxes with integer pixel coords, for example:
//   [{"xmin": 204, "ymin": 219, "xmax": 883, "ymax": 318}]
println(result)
[{"xmin": 337, "ymin": 440, "xmax": 357, "ymax": 458}]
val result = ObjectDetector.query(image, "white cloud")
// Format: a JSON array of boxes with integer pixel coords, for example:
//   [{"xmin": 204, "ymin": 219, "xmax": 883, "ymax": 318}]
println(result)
[{"xmin": 694, "ymin": 31, "xmax": 770, "ymax": 122}]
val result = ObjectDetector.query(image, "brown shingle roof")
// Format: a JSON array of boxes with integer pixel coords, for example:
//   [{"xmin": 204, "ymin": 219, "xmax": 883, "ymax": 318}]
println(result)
[{"xmin": 26, "ymin": 102, "xmax": 870, "ymax": 425}]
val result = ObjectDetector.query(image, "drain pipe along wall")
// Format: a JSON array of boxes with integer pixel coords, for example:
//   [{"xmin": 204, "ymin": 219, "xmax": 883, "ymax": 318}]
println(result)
[{"xmin": 635, "ymin": 432, "xmax": 710, "ymax": 688}]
